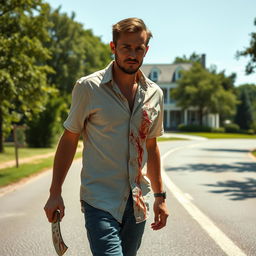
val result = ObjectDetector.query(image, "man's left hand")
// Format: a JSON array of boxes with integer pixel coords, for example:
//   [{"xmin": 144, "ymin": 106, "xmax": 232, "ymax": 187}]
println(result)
[{"xmin": 151, "ymin": 197, "xmax": 169, "ymax": 230}]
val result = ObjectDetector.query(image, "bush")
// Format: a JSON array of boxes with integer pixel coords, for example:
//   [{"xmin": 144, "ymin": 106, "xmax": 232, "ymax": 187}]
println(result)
[
  {"xmin": 247, "ymin": 129, "xmax": 255, "ymax": 135},
  {"xmin": 212, "ymin": 127, "xmax": 225, "ymax": 133},
  {"xmin": 224, "ymin": 123, "xmax": 240, "ymax": 133},
  {"xmin": 26, "ymin": 97, "xmax": 68, "ymax": 147},
  {"xmin": 178, "ymin": 124, "xmax": 212, "ymax": 132}
]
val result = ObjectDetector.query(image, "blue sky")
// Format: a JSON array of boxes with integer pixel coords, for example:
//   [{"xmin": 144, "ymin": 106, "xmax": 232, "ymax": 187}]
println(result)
[{"xmin": 46, "ymin": 0, "xmax": 256, "ymax": 86}]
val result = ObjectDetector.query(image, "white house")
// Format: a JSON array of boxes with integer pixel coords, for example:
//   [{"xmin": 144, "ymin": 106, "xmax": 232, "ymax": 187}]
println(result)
[{"xmin": 141, "ymin": 62, "xmax": 219, "ymax": 130}]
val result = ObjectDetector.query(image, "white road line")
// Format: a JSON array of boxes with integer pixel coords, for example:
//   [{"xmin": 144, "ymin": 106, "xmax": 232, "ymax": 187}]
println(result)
[
  {"xmin": 184, "ymin": 193, "xmax": 194, "ymax": 201},
  {"xmin": 161, "ymin": 146, "xmax": 247, "ymax": 256}
]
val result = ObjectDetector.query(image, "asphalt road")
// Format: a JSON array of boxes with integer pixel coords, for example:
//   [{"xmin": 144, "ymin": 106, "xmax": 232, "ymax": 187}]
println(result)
[{"xmin": 0, "ymin": 139, "xmax": 255, "ymax": 256}]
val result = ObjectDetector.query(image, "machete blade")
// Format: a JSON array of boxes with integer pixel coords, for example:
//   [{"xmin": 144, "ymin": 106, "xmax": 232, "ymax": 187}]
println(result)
[{"xmin": 51, "ymin": 210, "xmax": 68, "ymax": 256}]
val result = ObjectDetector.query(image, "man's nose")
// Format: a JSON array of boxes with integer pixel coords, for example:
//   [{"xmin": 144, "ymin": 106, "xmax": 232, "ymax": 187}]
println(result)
[{"xmin": 128, "ymin": 49, "xmax": 136, "ymax": 58}]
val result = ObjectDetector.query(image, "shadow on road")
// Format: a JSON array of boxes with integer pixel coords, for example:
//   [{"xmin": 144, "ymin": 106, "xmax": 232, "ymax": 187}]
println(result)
[
  {"xmin": 165, "ymin": 162, "xmax": 256, "ymax": 173},
  {"xmin": 203, "ymin": 178, "xmax": 256, "ymax": 200},
  {"xmin": 202, "ymin": 148, "xmax": 251, "ymax": 153}
]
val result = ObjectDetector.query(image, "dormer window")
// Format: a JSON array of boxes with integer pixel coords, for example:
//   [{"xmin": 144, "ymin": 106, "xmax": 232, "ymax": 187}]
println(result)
[
  {"xmin": 173, "ymin": 67, "xmax": 182, "ymax": 82},
  {"xmin": 152, "ymin": 71, "xmax": 158, "ymax": 81},
  {"xmin": 149, "ymin": 68, "xmax": 160, "ymax": 82}
]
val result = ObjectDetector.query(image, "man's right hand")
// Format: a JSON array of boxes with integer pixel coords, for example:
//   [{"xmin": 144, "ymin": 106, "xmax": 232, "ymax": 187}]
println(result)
[{"xmin": 44, "ymin": 195, "xmax": 65, "ymax": 223}]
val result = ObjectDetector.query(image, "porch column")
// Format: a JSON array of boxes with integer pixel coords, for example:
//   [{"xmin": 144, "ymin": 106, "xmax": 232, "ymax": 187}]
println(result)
[
  {"xmin": 184, "ymin": 109, "xmax": 188, "ymax": 125},
  {"xmin": 167, "ymin": 110, "xmax": 170, "ymax": 129}
]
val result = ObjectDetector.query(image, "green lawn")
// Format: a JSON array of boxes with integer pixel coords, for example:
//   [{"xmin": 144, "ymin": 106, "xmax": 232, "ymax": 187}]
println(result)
[
  {"xmin": 0, "ymin": 144, "xmax": 56, "ymax": 163},
  {"xmin": 0, "ymin": 151, "xmax": 82, "ymax": 187}
]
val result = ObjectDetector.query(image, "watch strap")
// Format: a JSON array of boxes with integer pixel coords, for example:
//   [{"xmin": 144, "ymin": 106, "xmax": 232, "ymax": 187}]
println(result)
[{"xmin": 154, "ymin": 191, "xmax": 166, "ymax": 199}]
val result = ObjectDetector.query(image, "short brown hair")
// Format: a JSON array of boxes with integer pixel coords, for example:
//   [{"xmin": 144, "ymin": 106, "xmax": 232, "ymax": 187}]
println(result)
[{"xmin": 112, "ymin": 18, "xmax": 152, "ymax": 45}]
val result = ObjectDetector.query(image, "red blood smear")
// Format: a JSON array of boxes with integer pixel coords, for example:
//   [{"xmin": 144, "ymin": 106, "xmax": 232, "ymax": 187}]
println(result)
[{"xmin": 130, "ymin": 109, "xmax": 152, "ymax": 217}]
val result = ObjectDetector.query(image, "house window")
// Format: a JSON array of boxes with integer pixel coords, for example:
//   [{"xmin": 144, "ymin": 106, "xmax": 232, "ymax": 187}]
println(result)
[
  {"xmin": 149, "ymin": 69, "xmax": 159, "ymax": 82},
  {"xmin": 174, "ymin": 70, "xmax": 181, "ymax": 81},
  {"xmin": 173, "ymin": 67, "xmax": 182, "ymax": 82},
  {"xmin": 152, "ymin": 71, "xmax": 158, "ymax": 81}
]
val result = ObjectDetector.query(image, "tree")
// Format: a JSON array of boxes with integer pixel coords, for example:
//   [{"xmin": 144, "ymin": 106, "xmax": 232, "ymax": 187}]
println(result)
[
  {"xmin": 173, "ymin": 52, "xmax": 203, "ymax": 64},
  {"xmin": 213, "ymin": 70, "xmax": 236, "ymax": 91},
  {"xmin": 83, "ymin": 29, "xmax": 112, "ymax": 76},
  {"xmin": 211, "ymin": 70, "xmax": 237, "ymax": 123},
  {"xmin": 0, "ymin": 0, "xmax": 53, "ymax": 152},
  {"xmin": 172, "ymin": 62, "xmax": 237, "ymax": 126},
  {"xmin": 237, "ymin": 17, "xmax": 256, "ymax": 74},
  {"xmin": 45, "ymin": 8, "xmax": 87, "ymax": 94},
  {"xmin": 25, "ymin": 7, "xmax": 112, "ymax": 147},
  {"xmin": 235, "ymin": 84, "xmax": 256, "ymax": 130},
  {"xmin": 26, "ymin": 95, "xmax": 68, "ymax": 147},
  {"xmin": 45, "ymin": 7, "xmax": 112, "ymax": 94}
]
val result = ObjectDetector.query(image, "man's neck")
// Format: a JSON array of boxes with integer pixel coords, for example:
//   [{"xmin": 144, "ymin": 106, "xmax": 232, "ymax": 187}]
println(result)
[{"xmin": 112, "ymin": 62, "xmax": 138, "ymax": 88}]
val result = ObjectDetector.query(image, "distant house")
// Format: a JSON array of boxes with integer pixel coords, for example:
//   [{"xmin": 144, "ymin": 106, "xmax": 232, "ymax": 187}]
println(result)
[{"xmin": 141, "ymin": 62, "xmax": 219, "ymax": 130}]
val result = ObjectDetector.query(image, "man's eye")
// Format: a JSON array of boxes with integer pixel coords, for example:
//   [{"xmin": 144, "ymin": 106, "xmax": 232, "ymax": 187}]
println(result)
[{"xmin": 136, "ymin": 47, "xmax": 144, "ymax": 52}]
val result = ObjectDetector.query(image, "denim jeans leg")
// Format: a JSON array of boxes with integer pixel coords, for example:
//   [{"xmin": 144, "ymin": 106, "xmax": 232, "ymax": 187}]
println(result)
[
  {"xmin": 120, "ymin": 194, "xmax": 146, "ymax": 256},
  {"xmin": 82, "ymin": 202, "xmax": 123, "ymax": 256}
]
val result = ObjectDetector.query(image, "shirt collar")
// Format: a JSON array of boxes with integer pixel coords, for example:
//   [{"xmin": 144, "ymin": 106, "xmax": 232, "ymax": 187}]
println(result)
[{"xmin": 101, "ymin": 61, "xmax": 151, "ymax": 90}]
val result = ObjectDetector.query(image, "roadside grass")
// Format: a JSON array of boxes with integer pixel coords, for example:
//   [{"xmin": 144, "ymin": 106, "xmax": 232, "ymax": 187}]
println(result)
[
  {"xmin": 0, "ymin": 151, "xmax": 82, "ymax": 187},
  {"xmin": 0, "ymin": 144, "xmax": 56, "ymax": 163},
  {"xmin": 252, "ymin": 150, "xmax": 256, "ymax": 158},
  {"xmin": 175, "ymin": 132, "xmax": 256, "ymax": 139}
]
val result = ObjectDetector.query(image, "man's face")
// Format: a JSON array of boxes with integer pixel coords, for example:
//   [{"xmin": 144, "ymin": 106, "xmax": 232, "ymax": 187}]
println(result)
[{"xmin": 110, "ymin": 30, "xmax": 149, "ymax": 75}]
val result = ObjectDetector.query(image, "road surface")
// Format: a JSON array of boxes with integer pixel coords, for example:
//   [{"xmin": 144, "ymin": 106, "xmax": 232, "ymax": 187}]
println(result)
[{"xmin": 0, "ymin": 139, "xmax": 255, "ymax": 256}]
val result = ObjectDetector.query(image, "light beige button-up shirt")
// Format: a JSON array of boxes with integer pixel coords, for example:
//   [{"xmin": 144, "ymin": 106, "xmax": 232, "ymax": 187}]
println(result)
[{"xmin": 64, "ymin": 61, "xmax": 164, "ymax": 223}]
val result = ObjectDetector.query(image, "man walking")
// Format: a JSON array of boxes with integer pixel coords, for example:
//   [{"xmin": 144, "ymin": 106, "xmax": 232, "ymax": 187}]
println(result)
[{"xmin": 44, "ymin": 17, "xmax": 169, "ymax": 256}]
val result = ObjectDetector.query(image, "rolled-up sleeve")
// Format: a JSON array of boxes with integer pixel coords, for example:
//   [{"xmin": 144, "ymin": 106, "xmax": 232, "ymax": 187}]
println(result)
[
  {"xmin": 147, "ymin": 89, "xmax": 164, "ymax": 139},
  {"xmin": 63, "ymin": 80, "xmax": 91, "ymax": 134}
]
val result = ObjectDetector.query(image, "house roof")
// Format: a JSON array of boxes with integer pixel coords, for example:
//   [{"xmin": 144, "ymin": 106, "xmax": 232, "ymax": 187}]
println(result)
[{"xmin": 141, "ymin": 63, "xmax": 192, "ymax": 83}]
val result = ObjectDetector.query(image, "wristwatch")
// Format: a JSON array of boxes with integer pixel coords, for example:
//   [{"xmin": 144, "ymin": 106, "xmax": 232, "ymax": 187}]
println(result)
[{"xmin": 154, "ymin": 191, "xmax": 166, "ymax": 199}]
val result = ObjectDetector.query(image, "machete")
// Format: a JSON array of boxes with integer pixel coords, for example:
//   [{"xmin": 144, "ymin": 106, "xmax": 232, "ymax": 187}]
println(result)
[{"xmin": 51, "ymin": 210, "xmax": 68, "ymax": 256}]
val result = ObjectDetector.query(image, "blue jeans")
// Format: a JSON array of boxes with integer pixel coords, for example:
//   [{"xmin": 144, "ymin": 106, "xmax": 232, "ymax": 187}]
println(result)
[{"xmin": 82, "ymin": 194, "xmax": 146, "ymax": 256}]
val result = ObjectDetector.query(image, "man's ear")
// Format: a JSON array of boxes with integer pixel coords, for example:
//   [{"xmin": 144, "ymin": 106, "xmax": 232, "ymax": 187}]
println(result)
[
  {"xmin": 110, "ymin": 42, "xmax": 115, "ymax": 54},
  {"xmin": 144, "ymin": 45, "xmax": 149, "ymax": 57}
]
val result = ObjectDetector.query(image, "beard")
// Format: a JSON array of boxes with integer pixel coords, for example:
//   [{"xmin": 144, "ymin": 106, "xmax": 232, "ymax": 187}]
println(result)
[{"xmin": 115, "ymin": 54, "xmax": 143, "ymax": 75}]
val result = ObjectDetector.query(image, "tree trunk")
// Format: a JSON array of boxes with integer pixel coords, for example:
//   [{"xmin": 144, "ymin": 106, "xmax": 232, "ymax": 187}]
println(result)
[{"xmin": 0, "ymin": 107, "xmax": 3, "ymax": 153}]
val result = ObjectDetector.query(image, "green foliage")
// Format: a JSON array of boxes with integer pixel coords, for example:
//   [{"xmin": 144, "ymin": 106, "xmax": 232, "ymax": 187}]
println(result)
[
  {"xmin": 25, "ymin": 7, "xmax": 112, "ymax": 148},
  {"xmin": 237, "ymin": 18, "xmax": 256, "ymax": 74},
  {"xmin": 173, "ymin": 52, "xmax": 203, "ymax": 64},
  {"xmin": 235, "ymin": 84, "xmax": 255, "ymax": 130},
  {"xmin": 212, "ymin": 127, "xmax": 225, "ymax": 133},
  {"xmin": 45, "ymin": 8, "xmax": 87, "ymax": 93},
  {"xmin": 236, "ymin": 84, "xmax": 256, "ymax": 120},
  {"xmin": 224, "ymin": 123, "xmax": 240, "ymax": 133},
  {"xmin": 26, "ymin": 96, "xmax": 68, "ymax": 147},
  {"xmin": 0, "ymin": 0, "xmax": 54, "ymax": 152},
  {"xmin": 214, "ymin": 71, "xmax": 236, "ymax": 91},
  {"xmin": 172, "ymin": 62, "xmax": 237, "ymax": 125},
  {"xmin": 178, "ymin": 124, "xmax": 212, "ymax": 132},
  {"xmin": 247, "ymin": 129, "xmax": 255, "ymax": 135},
  {"xmin": 83, "ymin": 29, "xmax": 112, "ymax": 75},
  {"xmin": 45, "ymin": 7, "xmax": 112, "ymax": 94}
]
